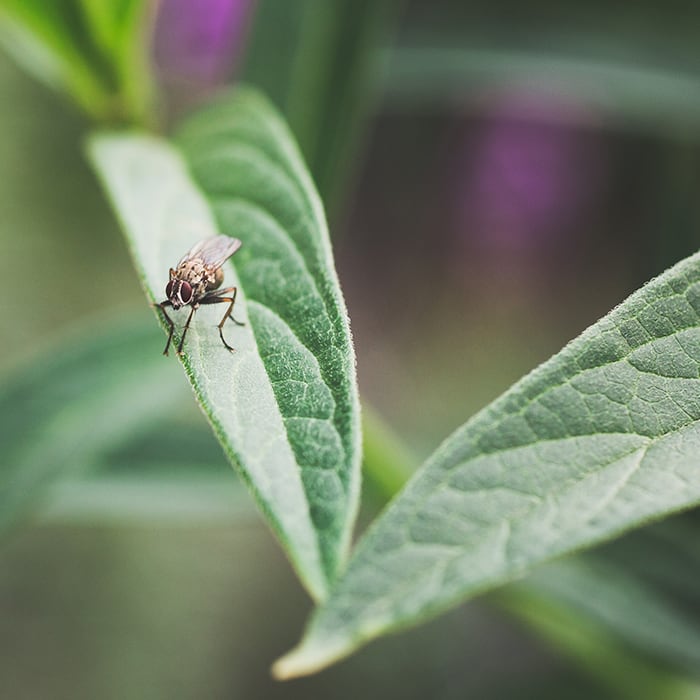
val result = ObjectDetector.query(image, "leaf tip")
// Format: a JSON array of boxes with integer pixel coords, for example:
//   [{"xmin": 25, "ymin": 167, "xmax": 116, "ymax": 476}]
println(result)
[
  {"xmin": 84, "ymin": 130, "xmax": 124, "ymax": 175},
  {"xmin": 271, "ymin": 635, "xmax": 348, "ymax": 680}
]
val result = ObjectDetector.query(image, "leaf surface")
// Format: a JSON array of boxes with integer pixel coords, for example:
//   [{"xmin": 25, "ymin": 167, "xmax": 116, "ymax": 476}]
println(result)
[
  {"xmin": 88, "ymin": 88, "xmax": 361, "ymax": 598},
  {"xmin": 276, "ymin": 251, "xmax": 700, "ymax": 675}
]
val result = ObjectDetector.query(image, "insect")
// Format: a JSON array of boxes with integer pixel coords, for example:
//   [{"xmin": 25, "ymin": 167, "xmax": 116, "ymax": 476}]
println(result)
[{"xmin": 154, "ymin": 235, "xmax": 244, "ymax": 356}]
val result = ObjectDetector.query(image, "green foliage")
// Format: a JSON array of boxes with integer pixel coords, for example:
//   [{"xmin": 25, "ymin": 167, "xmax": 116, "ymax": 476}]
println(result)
[
  {"xmin": 512, "ymin": 557, "xmax": 700, "ymax": 675},
  {"xmin": 502, "ymin": 566, "xmax": 700, "ymax": 700},
  {"xmin": 0, "ymin": 0, "xmax": 154, "ymax": 122},
  {"xmin": 0, "ymin": 319, "xmax": 185, "ymax": 531},
  {"xmin": 3, "ymin": 1, "xmax": 700, "ymax": 692},
  {"xmin": 242, "ymin": 0, "xmax": 396, "ymax": 209},
  {"xmin": 88, "ymin": 87, "xmax": 361, "ymax": 600},
  {"xmin": 276, "ymin": 252, "xmax": 700, "ymax": 676},
  {"xmin": 177, "ymin": 89, "xmax": 363, "ymax": 580}
]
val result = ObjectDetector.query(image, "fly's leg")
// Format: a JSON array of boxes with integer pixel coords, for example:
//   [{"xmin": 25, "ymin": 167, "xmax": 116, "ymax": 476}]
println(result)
[
  {"xmin": 177, "ymin": 305, "xmax": 198, "ymax": 355},
  {"xmin": 153, "ymin": 301, "xmax": 176, "ymax": 356},
  {"xmin": 201, "ymin": 287, "xmax": 241, "ymax": 352},
  {"xmin": 207, "ymin": 287, "xmax": 244, "ymax": 325}
]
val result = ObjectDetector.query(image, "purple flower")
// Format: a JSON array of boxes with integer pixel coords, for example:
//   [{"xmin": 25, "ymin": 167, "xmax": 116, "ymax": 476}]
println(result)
[
  {"xmin": 455, "ymin": 90, "xmax": 606, "ymax": 255},
  {"xmin": 153, "ymin": 0, "xmax": 254, "ymax": 110}
]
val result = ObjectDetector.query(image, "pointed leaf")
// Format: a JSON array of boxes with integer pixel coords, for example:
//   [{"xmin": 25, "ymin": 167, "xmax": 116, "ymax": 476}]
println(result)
[
  {"xmin": 276, "ymin": 250, "xmax": 700, "ymax": 675},
  {"xmin": 88, "ymin": 87, "xmax": 361, "ymax": 598}
]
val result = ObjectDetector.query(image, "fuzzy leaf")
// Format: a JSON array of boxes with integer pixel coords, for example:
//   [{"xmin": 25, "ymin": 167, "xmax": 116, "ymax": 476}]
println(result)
[
  {"xmin": 88, "ymin": 87, "xmax": 361, "ymax": 599},
  {"xmin": 276, "ymin": 250, "xmax": 700, "ymax": 675}
]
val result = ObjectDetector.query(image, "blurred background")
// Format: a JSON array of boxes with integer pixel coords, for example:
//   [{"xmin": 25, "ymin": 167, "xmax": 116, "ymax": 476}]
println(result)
[{"xmin": 2, "ymin": 0, "xmax": 700, "ymax": 698}]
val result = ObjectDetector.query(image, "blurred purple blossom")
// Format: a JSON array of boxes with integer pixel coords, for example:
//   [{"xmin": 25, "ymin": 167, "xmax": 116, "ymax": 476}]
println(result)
[
  {"xmin": 153, "ymin": 0, "xmax": 254, "ymax": 109},
  {"xmin": 455, "ymin": 90, "xmax": 607, "ymax": 256}
]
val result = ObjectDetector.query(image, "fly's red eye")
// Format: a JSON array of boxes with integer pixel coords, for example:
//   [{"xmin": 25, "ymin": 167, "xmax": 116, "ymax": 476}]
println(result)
[
  {"xmin": 179, "ymin": 281, "xmax": 193, "ymax": 304},
  {"xmin": 165, "ymin": 280, "xmax": 174, "ymax": 299}
]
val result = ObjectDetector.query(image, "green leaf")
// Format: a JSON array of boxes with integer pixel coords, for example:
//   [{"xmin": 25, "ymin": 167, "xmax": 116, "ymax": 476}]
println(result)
[
  {"xmin": 88, "ymin": 87, "xmax": 361, "ymax": 600},
  {"xmin": 384, "ymin": 47, "xmax": 700, "ymax": 137},
  {"xmin": 242, "ymin": 0, "xmax": 398, "ymax": 211},
  {"xmin": 500, "ymin": 566, "xmax": 700, "ymax": 700},
  {"xmin": 0, "ymin": 0, "xmax": 108, "ymax": 112},
  {"xmin": 359, "ymin": 402, "xmax": 700, "ymax": 692},
  {"xmin": 0, "ymin": 0, "xmax": 155, "ymax": 123},
  {"xmin": 0, "ymin": 312, "xmax": 258, "ymax": 528},
  {"xmin": 509, "ymin": 557, "xmax": 700, "ymax": 677},
  {"xmin": 0, "ymin": 317, "xmax": 187, "ymax": 531},
  {"xmin": 275, "ymin": 250, "xmax": 700, "ymax": 676},
  {"xmin": 624, "ymin": 519, "xmax": 700, "ymax": 602},
  {"xmin": 283, "ymin": 0, "xmax": 397, "ymax": 209},
  {"xmin": 76, "ymin": 0, "xmax": 155, "ymax": 124}
]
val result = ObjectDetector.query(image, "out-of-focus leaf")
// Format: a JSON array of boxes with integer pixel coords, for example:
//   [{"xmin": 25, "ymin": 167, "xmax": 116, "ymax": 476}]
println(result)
[
  {"xmin": 384, "ymin": 2, "xmax": 700, "ymax": 134},
  {"xmin": 511, "ymin": 558, "xmax": 700, "ymax": 676},
  {"xmin": 0, "ymin": 313, "xmax": 255, "ymax": 528},
  {"xmin": 383, "ymin": 47, "xmax": 700, "ymax": 136},
  {"xmin": 275, "ymin": 250, "xmax": 700, "ymax": 676},
  {"xmin": 242, "ymin": 0, "xmax": 398, "ymax": 210},
  {"xmin": 0, "ymin": 318, "xmax": 186, "ymax": 531},
  {"xmin": 41, "ymin": 474, "xmax": 254, "ymax": 525},
  {"xmin": 88, "ymin": 86, "xmax": 361, "ymax": 600},
  {"xmin": 0, "ymin": 0, "xmax": 109, "ymax": 112},
  {"xmin": 283, "ymin": 0, "xmax": 398, "ymax": 208},
  {"xmin": 0, "ymin": 0, "xmax": 154, "ymax": 123},
  {"xmin": 77, "ymin": 0, "xmax": 155, "ymax": 123},
  {"xmin": 239, "ymin": 0, "xmax": 303, "ymax": 109},
  {"xmin": 501, "ymin": 570, "xmax": 700, "ymax": 700},
  {"xmin": 594, "ymin": 517, "xmax": 700, "ymax": 624}
]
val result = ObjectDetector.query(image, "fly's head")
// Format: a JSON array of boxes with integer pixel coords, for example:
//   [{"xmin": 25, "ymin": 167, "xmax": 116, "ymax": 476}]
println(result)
[{"xmin": 166, "ymin": 269, "xmax": 194, "ymax": 309}]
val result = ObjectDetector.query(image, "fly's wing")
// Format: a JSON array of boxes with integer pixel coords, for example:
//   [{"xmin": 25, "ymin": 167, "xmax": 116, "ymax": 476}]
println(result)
[{"xmin": 178, "ymin": 235, "xmax": 242, "ymax": 268}]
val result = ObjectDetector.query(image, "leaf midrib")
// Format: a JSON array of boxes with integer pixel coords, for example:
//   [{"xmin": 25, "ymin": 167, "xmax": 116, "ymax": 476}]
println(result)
[
  {"xmin": 320, "ymin": 439, "xmax": 657, "ymax": 628},
  {"xmin": 185, "ymin": 151, "xmax": 355, "ymax": 505}
]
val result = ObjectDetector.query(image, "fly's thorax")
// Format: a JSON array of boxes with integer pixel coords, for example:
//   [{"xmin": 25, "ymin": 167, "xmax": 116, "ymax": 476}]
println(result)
[{"xmin": 175, "ymin": 259, "xmax": 220, "ymax": 297}]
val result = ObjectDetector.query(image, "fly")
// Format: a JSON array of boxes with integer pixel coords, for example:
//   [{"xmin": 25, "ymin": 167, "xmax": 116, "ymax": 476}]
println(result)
[{"xmin": 154, "ymin": 235, "xmax": 244, "ymax": 355}]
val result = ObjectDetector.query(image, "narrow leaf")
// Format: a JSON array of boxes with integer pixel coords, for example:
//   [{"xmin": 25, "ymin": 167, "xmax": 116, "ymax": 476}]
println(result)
[
  {"xmin": 282, "ymin": 0, "xmax": 397, "ymax": 207},
  {"xmin": 0, "ymin": 318, "xmax": 185, "ymax": 530},
  {"xmin": 510, "ymin": 557, "xmax": 700, "ymax": 675},
  {"xmin": 0, "ymin": 314, "xmax": 255, "ymax": 528},
  {"xmin": 501, "ymin": 570, "xmax": 700, "ymax": 700},
  {"xmin": 88, "ymin": 87, "xmax": 361, "ymax": 598},
  {"xmin": 276, "ymin": 251, "xmax": 700, "ymax": 676}
]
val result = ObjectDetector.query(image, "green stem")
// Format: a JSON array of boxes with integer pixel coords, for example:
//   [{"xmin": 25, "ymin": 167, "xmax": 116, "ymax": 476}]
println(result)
[{"xmin": 361, "ymin": 405, "xmax": 416, "ymax": 502}]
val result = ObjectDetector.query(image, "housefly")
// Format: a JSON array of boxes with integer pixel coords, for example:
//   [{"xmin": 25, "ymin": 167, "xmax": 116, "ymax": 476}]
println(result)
[{"xmin": 155, "ymin": 235, "xmax": 244, "ymax": 356}]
